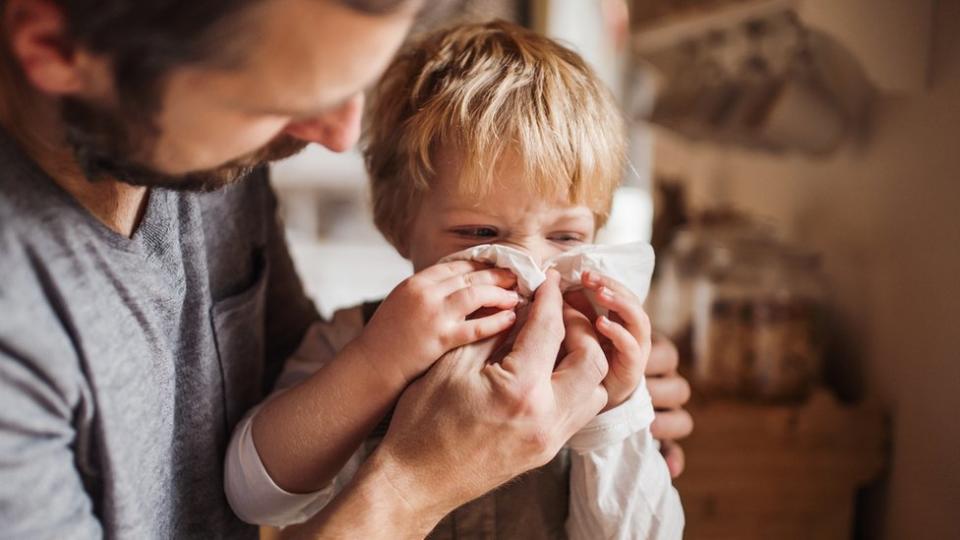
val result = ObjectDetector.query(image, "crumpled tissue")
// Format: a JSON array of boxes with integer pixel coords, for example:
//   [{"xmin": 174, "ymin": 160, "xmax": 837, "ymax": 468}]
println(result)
[{"xmin": 440, "ymin": 242, "xmax": 656, "ymax": 304}]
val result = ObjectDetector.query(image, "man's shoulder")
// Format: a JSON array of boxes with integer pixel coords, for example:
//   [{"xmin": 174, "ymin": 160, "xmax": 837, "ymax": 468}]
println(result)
[{"xmin": 0, "ymin": 221, "xmax": 82, "ymax": 404}]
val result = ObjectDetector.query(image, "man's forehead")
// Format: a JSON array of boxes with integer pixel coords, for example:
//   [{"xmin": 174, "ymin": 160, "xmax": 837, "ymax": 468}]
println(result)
[{"xmin": 192, "ymin": 0, "xmax": 417, "ymax": 112}]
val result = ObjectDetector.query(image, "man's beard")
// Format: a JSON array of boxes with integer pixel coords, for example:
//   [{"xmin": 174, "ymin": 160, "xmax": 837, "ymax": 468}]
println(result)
[{"xmin": 61, "ymin": 98, "xmax": 309, "ymax": 192}]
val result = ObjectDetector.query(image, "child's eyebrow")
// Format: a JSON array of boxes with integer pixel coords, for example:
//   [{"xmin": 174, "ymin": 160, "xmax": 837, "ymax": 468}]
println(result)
[{"xmin": 551, "ymin": 209, "xmax": 595, "ymax": 221}]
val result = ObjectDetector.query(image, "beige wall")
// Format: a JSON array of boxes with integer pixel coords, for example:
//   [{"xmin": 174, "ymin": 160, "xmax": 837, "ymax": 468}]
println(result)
[{"xmin": 652, "ymin": 2, "xmax": 960, "ymax": 538}]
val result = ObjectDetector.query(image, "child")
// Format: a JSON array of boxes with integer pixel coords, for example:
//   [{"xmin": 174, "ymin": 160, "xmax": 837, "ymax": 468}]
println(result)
[{"xmin": 225, "ymin": 20, "xmax": 683, "ymax": 539}]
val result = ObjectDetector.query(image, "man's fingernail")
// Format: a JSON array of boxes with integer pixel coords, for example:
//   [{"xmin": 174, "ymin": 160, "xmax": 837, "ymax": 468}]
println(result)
[{"xmin": 600, "ymin": 287, "xmax": 614, "ymax": 299}]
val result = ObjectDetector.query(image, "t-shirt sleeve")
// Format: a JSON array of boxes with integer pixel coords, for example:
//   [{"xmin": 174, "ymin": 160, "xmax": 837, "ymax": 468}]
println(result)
[
  {"xmin": 259, "ymin": 169, "xmax": 322, "ymax": 394},
  {"xmin": 0, "ymin": 346, "xmax": 102, "ymax": 539}
]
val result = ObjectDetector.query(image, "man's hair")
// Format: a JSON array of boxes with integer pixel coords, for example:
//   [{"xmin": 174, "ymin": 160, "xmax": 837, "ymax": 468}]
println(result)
[{"xmin": 363, "ymin": 20, "xmax": 626, "ymax": 250}]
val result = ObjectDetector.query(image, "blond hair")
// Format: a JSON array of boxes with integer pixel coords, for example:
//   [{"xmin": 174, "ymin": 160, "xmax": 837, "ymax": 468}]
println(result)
[{"xmin": 363, "ymin": 20, "xmax": 626, "ymax": 250}]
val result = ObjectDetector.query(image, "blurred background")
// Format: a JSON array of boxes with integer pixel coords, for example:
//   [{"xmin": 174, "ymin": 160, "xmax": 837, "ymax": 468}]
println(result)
[{"xmin": 269, "ymin": 1, "xmax": 959, "ymax": 538}]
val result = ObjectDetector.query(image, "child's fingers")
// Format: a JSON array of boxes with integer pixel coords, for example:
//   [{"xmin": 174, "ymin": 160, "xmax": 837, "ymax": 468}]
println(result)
[
  {"xmin": 447, "ymin": 284, "xmax": 520, "ymax": 316},
  {"xmin": 420, "ymin": 259, "xmax": 489, "ymax": 281},
  {"xmin": 450, "ymin": 309, "xmax": 517, "ymax": 347},
  {"xmin": 596, "ymin": 315, "xmax": 645, "ymax": 373},
  {"xmin": 590, "ymin": 283, "xmax": 650, "ymax": 342},
  {"xmin": 438, "ymin": 266, "xmax": 518, "ymax": 295},
  {"xmin": 563, "ymin": 289, "xmax": 598, "ymax": 322}
]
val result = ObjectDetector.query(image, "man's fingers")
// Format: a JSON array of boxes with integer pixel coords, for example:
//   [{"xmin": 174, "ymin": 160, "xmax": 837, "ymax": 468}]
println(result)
[
  {"xmin": 500, "ymin": 270, "xmax": 564, "ymax": 379},
  {"xmin": 650, "ymin": 408, "xmax": 694, "ymax": 441},
  {"xmin": 447, "ymin": 284, "xmax": 519, "ymax": 316},
  {"xmin": 646, "ymin": 334, "xmax": 680, "ymax": 377},
  {"xmin": 560, "ymin": 302, "xmax": 601, "ymax": 354},
  {"xmin": 555, "ymin": 303, "xmax": 608, "ymax": 384},
  {"xmin": 552, "ymin": 353, "xmax": 609, "ymax": 437},
  {"xmin": 647, "ymin": 372, "xmax": 691, "ymax": 410},
  {"xmin": 562, "ymin": 289, "xmax": 598, "ymax": 322},
  {"xmin": 660, "ymin": 440, "xmax": 687, "ymax": 479},
  {"xmin": 436, "ymin": 333, "xmax": 504, "ymax": 374}
]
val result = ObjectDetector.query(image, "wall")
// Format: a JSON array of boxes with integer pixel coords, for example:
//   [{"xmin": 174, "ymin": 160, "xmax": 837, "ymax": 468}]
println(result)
[{"xmin": 652, "ymin": 1, "xmax": 960, "ymax": 538}]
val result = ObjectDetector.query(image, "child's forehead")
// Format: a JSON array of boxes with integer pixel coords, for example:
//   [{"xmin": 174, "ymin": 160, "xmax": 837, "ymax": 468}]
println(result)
[
  {"xmin": 430, "ymin": 145, "xmax": 568, "ymax": 201},
  {"xmin": 425, "ymin": 181, "xmax": 594, "ymax": 225}
]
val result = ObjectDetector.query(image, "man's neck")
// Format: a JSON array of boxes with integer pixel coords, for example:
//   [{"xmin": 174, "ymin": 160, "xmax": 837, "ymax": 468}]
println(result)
[{"xmin": 1, "ymin": 74, "xmax": 149, "ymax": 237}]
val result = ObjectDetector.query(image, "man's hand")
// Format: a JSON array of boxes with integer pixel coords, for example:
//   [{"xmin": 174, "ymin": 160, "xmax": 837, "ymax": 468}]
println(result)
[
  {"xmin": 355, "ymin": 260, "xmax": 520, "ymax": 386},
  {"xmin": 345, "ymin": 270, "xmax": 609, "ymax": 532},
  {"xmin": 646, "ymin": 334, "xmax": 693, "ymax": 478}
]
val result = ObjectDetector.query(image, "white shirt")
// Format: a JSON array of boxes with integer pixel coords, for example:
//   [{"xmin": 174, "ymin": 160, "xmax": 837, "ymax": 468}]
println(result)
[{"xmin": 224, "ymin": 306, "xmax": 684, "ymax": 539}]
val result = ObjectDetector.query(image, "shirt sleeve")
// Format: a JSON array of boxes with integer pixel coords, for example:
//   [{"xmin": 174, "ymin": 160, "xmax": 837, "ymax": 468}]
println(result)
[
  {"xmin": 565, "ymin": 381, "xmax": 685, "ymax": 540},
  {"xmin": 0, "ymin": 347, "xmax": 102, "ymax": 539},
  {"xmin": 224, "ymin": 308, "xmax": 367, "ymax": 526}
]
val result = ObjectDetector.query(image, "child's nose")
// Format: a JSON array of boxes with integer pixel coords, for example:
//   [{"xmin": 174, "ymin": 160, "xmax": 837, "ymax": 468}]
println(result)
[
  {"xmin": 510, "ymin": 240, "xmax": 553, "ymax": 268},
  {"xmin": 282, "ymin": 93, "xmax": 364, "ymax": 153}
]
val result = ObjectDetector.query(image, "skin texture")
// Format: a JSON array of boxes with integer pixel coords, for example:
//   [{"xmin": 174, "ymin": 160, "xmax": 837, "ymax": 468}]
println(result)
[{"xmin": 2, "ymin": 0, "xmax": 693, "ymax": 536}]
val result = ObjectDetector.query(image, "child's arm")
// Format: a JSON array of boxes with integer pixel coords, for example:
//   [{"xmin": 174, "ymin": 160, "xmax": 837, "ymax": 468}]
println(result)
[
  {"xmin": 223, "ymin": 309, "xmax": 386, "ymax": 526},
  {"xmin": 566, "ymin": 386, "xmax": 685, "ymax": 539},
  {"xmin": 224, "ymin": 261, "xmax": 519, "ymax": 525}
]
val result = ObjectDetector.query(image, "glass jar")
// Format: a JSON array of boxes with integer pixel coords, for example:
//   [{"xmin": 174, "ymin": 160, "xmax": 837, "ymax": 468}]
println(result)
[
  {"xmin": 648, "ymin": 218, "xmax": 774, "ymax": 367},
  {"xmin": 744, "ymin": 249, "xmax": 826, "ymax": 401},
  {"xmin": 691, "ymin": 240, "xmax": 826, "ymax": 402}
]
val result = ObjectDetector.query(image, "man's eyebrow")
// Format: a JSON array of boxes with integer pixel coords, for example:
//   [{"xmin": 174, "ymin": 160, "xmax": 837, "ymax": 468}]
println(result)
[
  {"xmin": 258, "ymin": 84, "xmax": 371, "ymax": 118},
  {"xmin": 260, "ymin": 99, "xmax": 345, "ymax": 119}
]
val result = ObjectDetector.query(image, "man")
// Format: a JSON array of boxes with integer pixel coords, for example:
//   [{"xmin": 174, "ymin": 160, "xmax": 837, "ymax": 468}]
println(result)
[{"xmin": 0, "ymin": 0, "xmax": 693, "ymax": 538}]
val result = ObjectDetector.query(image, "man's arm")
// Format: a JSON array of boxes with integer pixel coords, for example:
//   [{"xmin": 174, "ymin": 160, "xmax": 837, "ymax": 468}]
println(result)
[
  {"xmin": 0, "ymin": 346, "xmax": 102, "ymax": 539},
  {"xmin": 285, "ymin": 270, "xmax": 611, "ymax": 538}
]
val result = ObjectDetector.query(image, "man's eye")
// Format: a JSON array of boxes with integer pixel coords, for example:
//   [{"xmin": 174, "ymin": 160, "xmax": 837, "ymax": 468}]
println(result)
[{"xmin": 453, "ymin": 227, "xmax": 499, "ymax": 239}]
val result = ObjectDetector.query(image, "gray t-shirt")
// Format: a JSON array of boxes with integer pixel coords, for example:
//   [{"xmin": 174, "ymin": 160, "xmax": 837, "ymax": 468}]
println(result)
[{"xmin": 0, "ymin": 131, "xmax": 319, "ymax": 538}]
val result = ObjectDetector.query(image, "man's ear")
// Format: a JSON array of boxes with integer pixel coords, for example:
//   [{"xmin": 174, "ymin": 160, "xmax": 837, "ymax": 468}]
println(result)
[
  {"xmin": 393, "ymin": 234, "xmax": 411, "ymax": 259},
  {"xmin": 4, "ymin": 0, "xmax": 92, "ymax": 96}
]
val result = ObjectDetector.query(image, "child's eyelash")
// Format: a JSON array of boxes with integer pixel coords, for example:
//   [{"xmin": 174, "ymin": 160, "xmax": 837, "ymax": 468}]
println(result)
[
  {"xmin": 452, "ymin": 227, "xmax": 499, "ymax": 238},
  {"xmin": 550, "ymin": 233, "xmax": 586, "ymax": 243}
]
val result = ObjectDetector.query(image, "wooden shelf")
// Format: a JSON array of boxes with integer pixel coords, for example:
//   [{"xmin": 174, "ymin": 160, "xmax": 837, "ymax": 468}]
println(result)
[{"xmin": 630, "ymin": 0, "xmax": 933, "ymax": 93}]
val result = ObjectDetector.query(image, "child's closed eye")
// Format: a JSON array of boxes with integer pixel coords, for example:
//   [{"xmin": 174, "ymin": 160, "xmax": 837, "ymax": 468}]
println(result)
[
  {"xmin": 451, "ymin": 226, "xmax": 500, "ymax": 240},
  {"xmin": 548, "ymin": 232, "xmax": 587, "ymax": 245}
]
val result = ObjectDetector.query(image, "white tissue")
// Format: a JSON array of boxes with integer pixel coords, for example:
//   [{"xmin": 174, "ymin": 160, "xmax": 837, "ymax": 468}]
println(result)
[{"xmin": 439, "ymin": 242, "xmax": 656, "ymax": 303}]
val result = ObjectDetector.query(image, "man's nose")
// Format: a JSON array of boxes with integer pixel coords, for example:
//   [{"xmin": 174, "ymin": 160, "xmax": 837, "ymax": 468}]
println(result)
[{"xmin": 282, "ymin": 93, "xmax": 364, "ymax": 153}]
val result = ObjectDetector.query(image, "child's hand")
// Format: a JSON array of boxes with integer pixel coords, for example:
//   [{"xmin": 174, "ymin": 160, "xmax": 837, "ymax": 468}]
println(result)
[
  {"xmin": 354, "ymin": 260, "xmax": 520, "ymax": 387},
  {"xmin": 578, "ymin": 271, "xmax": 653, "ymax": 411}
]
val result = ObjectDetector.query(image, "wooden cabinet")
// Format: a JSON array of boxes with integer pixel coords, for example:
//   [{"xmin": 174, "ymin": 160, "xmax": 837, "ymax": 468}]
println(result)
[{"xmin": 674, "ymin": 390, "xmax": 887, "ymax": 539}]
